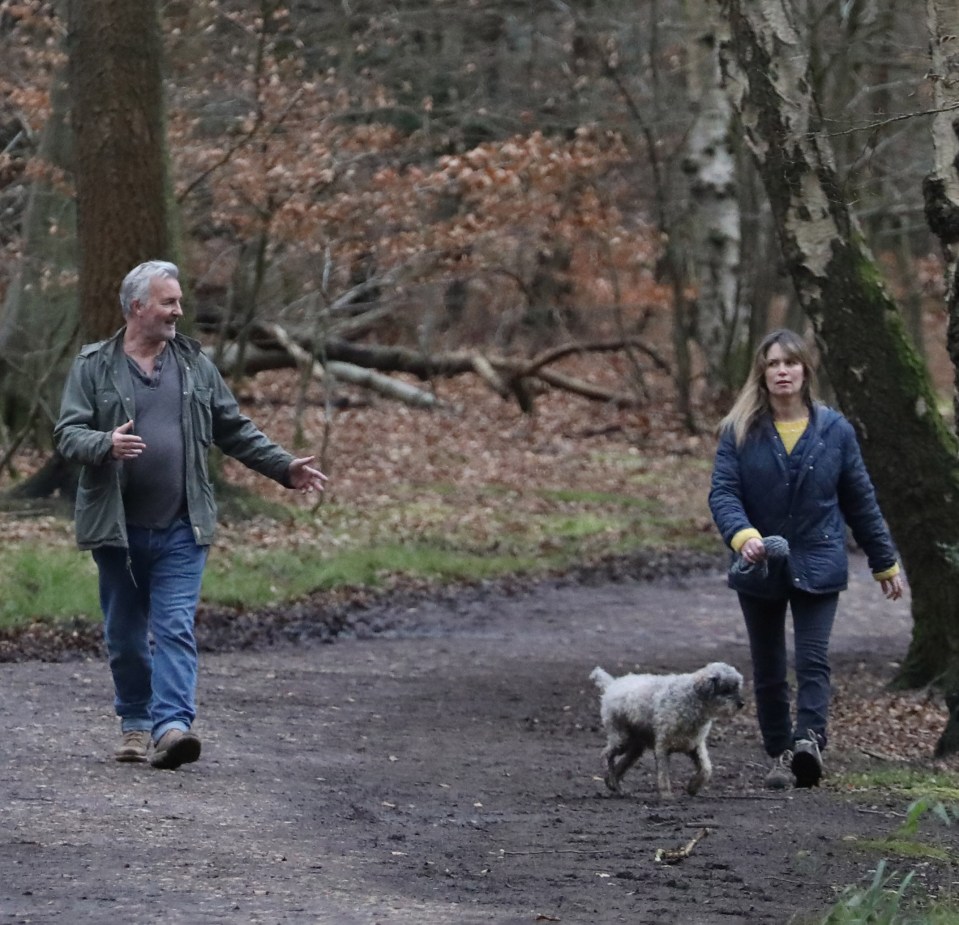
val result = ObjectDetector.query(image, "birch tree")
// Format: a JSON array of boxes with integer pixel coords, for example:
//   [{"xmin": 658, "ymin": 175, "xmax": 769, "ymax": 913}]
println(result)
[
  {"xmin": 683, "ymin": 0, "xmax": 747, "ymax": 395},
  {"xmin": 923, "ymin": 0, "xmax": 959, "ymax": 422},
  {"xmin": 714, "ymin": 0, "xmax": 959, "ymax": 753}
]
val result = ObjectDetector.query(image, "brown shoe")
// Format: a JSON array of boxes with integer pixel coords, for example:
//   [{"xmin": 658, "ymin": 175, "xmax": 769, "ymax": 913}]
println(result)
[
  {"xmin": 150, "ymin": 729, "xmax": 201, "ymax": 770},
  {"xmin": 115, "ymin": 730, "xmax": 151, "ymax": 763}
]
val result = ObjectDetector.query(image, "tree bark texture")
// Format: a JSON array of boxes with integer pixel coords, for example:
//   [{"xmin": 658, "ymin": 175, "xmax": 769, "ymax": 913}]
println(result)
[
  {"xmin": 0, "ymin": 72, "xmax": 77, "ymax": 442},
  {"xmin": 924, "ymin": 0, "xmax": 959, "ymax": 424},
  {"xmin": 683, "ymin": 0, "xmax": 745, "ymax": 397},
  {"xmin": 66, "ymin": 0, "xmax": 175, "ymax": 342},
  {"xmin": 715, "ymin": 0, "xmax": 959, "ymax": 715}
]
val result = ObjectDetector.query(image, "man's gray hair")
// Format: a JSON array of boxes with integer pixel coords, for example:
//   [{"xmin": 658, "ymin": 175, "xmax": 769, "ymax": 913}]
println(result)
[{"xmin": 119, "ymin": 260, "xmax": 179, "ymax": 317}]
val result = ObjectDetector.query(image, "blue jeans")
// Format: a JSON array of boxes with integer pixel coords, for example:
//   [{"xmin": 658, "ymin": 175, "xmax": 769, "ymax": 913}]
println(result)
[
  {"xmin": 738, "ymin": 589, "xmax": 839, "ymax": 758},
  {"xmin": 92, "ymin": 519, "xmax": 209, "ymax": 741}
]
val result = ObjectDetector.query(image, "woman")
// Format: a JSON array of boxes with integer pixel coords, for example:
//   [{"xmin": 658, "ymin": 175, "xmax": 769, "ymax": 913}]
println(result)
[{"xmin": 708, "ymin": 329, "xmax": 903, "ymax": 789}]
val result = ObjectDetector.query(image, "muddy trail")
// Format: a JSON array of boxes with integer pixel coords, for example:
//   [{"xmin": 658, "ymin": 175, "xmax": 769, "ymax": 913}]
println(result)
[{"xmin": 2, "ymin": 553, "xmax": 956, "ymax": 925}]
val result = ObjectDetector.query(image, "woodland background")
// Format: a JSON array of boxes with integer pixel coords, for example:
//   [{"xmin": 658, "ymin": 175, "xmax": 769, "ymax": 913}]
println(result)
[
  {"xmin": 0, "ymin": 1, "xmax": 958, "ymax": 705},
  {"xmin": 0, "ymin": 0, "xmax": 952, "ymax": 435},
  {"xmin": 6, "ymin": 11, "xmax": 959, "ymax": 919}
]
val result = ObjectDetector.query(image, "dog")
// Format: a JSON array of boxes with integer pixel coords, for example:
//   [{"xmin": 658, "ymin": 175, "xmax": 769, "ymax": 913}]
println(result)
[{"xmin": 590, "ymin": 662, "xmax": 744, "ymax": 799}]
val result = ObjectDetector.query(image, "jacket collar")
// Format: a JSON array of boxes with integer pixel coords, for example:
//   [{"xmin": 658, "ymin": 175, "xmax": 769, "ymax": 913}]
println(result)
[
  {"xmin": 760, "ymin": 401, "xmax": 838, "ymax": 436},
  {"xmin": 92, "ymin": 327, "xmax": 202, "ymax": 362}
]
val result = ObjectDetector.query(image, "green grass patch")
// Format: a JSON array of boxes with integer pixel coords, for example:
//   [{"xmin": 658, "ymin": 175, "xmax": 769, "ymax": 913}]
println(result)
[
  {"xmin": 203, "ymin": 542, "xmax": 541, "ymax": 609},
  {"xmin": 0, "ymin": 453, "xmax": 718, "ymax": 629},
  {"xmin": 538, "ymin": 487, "xmax": 660, "ymax": 509},
  {"xmin": 0, "ymin": 505, "xmax": 717, "ymax": 627},
  {"xmin": 836, "ymin": 767, "xmax": 959, "ymax": 802},
  {"xmin": 0, "ymin": 545, "xmax": 102, "ymax": 626},
  {"xmin": 541, "ymin": 512, "xmax": 619, "ymax": 539},
  {"xmin": 848, "ymin": 837, "xmax": 952, "ymax": 862}
]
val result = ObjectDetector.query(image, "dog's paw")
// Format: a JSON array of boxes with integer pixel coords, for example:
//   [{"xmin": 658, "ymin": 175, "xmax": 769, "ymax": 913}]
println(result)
[
  {"xmin": 686, "ymin": 774, "xmax": 709, "ymax": 796},
  {"xmin": 603, "ymin": 775, "xmax": 621, "ymax": 795}
]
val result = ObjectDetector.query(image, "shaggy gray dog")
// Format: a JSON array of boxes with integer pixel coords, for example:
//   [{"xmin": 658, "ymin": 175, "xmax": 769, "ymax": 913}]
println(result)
[{"xmin": 590, "ymin": 662, "xmax": 744, "ymax": 799}]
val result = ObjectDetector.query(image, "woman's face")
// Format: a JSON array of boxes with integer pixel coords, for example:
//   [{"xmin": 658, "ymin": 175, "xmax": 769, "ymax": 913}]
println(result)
[{"xmin": 763, "ymin": 341, "xmax": 805, "ymax": 402}]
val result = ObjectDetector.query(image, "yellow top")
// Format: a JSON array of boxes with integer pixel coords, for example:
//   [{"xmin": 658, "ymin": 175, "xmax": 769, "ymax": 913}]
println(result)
[{"xmin": 774, "ymin": 417, "xmax": 808, "ymax": 454}]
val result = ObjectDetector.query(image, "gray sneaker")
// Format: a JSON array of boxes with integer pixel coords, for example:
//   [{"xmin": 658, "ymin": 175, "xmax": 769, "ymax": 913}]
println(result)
[
  {"xmin": 115, "ymin": 729, "xmax": 151, "ymax": 763},
  {"xmin": 791, "ymin": 731, "xmax": 823, "ymax": 787},
  {"xmin": 150, "ymin": 729, "xmax": 202, "ymax": 770},
  {"xmin": 765, "ymin": 750, "xmax": 794, "ymax": 790}
]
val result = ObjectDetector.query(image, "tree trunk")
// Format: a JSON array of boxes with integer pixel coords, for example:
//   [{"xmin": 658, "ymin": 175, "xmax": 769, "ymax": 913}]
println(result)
[
  {"xmin": 66, "ymin": 0, "xmax": 176, "ymax": 342},
  {"xmin": 715, "ymin": 0, "xmax": 959, "ymax": 752},
  {"xmin": 683, "ymin": 0, "xmax": 745, "ymax": 398},
  {"xmin": 1, "ymin": 1, "xmax": 176, "ymax": 503},
  {"xmin": 924, "ymin": 0, "xmax": 959, "ymax": 427},
  {"xmin": 0, "ymin": 71, "xmax": 77, "ymax": 446}
]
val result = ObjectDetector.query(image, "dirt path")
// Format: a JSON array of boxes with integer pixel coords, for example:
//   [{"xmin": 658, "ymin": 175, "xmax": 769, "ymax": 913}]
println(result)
[{"xmin": 2, "ymin": 556, "xmax": 956, "ymax": 925}]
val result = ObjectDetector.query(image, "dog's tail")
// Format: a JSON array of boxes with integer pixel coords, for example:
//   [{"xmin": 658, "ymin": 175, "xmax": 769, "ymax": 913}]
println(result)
[{"xmin": 589, "ymin": 666, "xmax": 614, "ymax": 691}]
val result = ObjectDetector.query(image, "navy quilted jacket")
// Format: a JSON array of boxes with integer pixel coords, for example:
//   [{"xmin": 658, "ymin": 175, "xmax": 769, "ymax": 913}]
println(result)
[{"xmin": 708, "ymin": 403, "xmax": 898, "ymax": 597}]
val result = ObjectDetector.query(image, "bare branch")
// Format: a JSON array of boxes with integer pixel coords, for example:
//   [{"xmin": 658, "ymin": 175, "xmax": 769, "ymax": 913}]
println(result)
[
  {"xmin": 253, "ymin": 322, "xmax": 442, "ymax": 409},
  {"xmin": 821, "ymin": 102, "xmax": 959, "ymax": 139},
  {"xmin": 518, "ymin": 338, "xmax": 672, "ymax": 378},
  {"xmin": 209, "ymin": 322, "xmax": 660, "ymax": 411}
]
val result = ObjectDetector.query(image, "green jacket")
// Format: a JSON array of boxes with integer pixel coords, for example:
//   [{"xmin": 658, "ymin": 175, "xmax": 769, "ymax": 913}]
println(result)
[{"xmin": 55, "ymin": 329, "xmax": 295, "ymax": 550}]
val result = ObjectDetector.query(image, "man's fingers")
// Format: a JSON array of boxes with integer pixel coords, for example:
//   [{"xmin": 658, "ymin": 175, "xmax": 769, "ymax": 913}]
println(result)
[
  {"xmin": 111, "ymin": 420, "xmax": 145, "ymax": 459},
  {"xmin": 292, "ymin": 455, "xmax": 327, "ymax": 474},
  {"xmin": 291, "ymin": 457, "xmax": 328, "ymax": 480}
]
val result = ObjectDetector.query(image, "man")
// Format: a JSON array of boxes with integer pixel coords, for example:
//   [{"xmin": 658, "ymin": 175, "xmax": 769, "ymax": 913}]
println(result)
[{"xmin": 55, "ymin": 260, "xmax": 327, "ymax": 770}]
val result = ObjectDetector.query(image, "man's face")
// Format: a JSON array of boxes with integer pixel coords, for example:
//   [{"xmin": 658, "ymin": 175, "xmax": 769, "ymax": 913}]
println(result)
[{"xmin": 133, "ymin": 275, "xmax": 183, "ymax": 344}]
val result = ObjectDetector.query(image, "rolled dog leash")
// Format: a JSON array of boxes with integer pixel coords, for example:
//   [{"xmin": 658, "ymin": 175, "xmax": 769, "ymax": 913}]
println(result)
[{"xmin": 730, "ymin": 534, "xmax": 790, "ymax": 578}]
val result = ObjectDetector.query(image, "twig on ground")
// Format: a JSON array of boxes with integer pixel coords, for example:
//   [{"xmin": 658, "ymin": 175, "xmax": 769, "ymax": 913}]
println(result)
[
  {"xmin": 860, "ymin": 747, "xmax": 909, "ymax": 762},
  {"xmin": 654, "ymin": 827, "xmax": 710, "ymax": 864}
]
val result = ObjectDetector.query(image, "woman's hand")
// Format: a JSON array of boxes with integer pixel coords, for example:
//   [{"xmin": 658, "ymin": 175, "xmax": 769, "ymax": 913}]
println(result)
[
  {"xmin": 880, "ymin": 574, "xmax": 905, "ymax": 601},
  {"xmin": 740, "ymin": 537, "xmax": 768, "ymax": 564}
]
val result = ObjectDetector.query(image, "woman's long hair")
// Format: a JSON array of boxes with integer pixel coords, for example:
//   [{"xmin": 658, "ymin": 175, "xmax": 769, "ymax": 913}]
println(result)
[{"xmin": 719, "ymin": 329, "xmax": 817, "ymax": 446}]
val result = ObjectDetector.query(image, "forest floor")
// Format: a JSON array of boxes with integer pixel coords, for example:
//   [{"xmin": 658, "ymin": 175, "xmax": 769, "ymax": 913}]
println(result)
[
  {"xmin": 3, "ymin": 352, "xmax": 959, "ymax": 923},
  {"xmin": 2, "ymin": 552, "xmax": 959, "ymax": 925}
]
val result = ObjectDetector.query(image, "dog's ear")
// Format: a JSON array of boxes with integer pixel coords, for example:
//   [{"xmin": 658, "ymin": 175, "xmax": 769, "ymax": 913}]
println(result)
[{"xmin": 694, "ymin": 674, "xmax": 719, "ymax": 700}]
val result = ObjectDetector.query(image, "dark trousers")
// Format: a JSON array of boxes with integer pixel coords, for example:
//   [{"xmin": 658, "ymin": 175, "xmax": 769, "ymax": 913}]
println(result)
[{"xmin": 738, "ymin": 589, "xmax": 839, "ymax": 758}]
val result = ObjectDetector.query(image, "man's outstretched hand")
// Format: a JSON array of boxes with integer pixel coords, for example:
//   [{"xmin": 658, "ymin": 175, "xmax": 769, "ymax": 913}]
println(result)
[{"xmin": 288, "ymin": 456, "xmax": 328, "ymax": 493}]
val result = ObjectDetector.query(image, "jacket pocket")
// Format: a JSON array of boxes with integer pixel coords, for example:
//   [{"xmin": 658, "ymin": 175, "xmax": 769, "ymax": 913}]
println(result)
[
  {"xmin": 190, "ymin": 387, "xmax": 214, "ymax": 446},
  {"xmin": 96, "ymin": 388, "xmax": 127, "ymax": 429},
  {"xmin": 75, "ymin": 465, "xmax": 123, "ymax": 544}
]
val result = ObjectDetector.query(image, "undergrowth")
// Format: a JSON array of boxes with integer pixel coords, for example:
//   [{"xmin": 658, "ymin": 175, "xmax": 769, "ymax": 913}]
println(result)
[{"xmin": 819, "ymin": 796, "xmax": 959, "ymax": 924}]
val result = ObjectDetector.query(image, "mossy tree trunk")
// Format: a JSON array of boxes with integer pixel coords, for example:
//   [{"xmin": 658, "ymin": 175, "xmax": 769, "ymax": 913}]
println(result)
[{"xmin": 715, "ymin": 0, "xmax": 959, "ymax": 752}]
